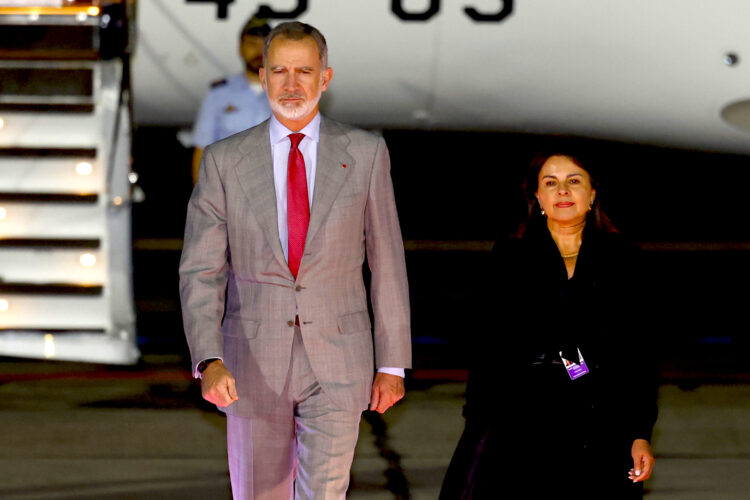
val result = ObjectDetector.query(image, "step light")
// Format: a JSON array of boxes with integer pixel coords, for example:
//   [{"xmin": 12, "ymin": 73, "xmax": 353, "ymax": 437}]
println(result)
[
  {"xmin": 76, "ymin": 162, "xmax": 93, "ymax": 176},
  {"xmin": 0, "ymin": 117, "xmax": 4, "ymax": 129},
  {"xmin": 44, "ymin": 334, "xmax": 55, "ymax": 359},
  {"xmin": 79, "ymin": 253, "xmax": 96, "ymax": 267},
  {"xmin": 0, "ymin": 207, "xmax": 6, "ymax": 219},
  {"xmin": 0, "ymin": 299, "xmax": 8, "ymax": 312}
]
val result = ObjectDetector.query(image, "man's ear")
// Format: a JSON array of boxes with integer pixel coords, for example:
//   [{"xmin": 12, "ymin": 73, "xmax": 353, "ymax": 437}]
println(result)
[
  {"xmin": 320, "ymin": 67, "xmax": 333, "ymax": 92},
  {"xmin": 259, "ymin": 67, "xmax": 267, "ymax": 91}
]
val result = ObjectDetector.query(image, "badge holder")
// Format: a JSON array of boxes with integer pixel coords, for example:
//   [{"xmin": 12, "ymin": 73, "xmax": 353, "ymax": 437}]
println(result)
[{"xmin": 559, "ymin": 348, "xmax": 589, "ymax": 380}]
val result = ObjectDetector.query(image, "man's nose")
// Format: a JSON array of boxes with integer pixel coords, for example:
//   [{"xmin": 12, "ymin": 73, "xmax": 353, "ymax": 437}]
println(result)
[{"xmin": 283, "ymin": 73, "xmax": 298, "ymax": 90}]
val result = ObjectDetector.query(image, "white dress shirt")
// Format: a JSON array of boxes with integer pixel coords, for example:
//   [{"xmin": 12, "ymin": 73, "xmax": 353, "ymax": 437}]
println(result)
[
  {"xmin": 268, "ymin": 114, "xmax": 404, "ymax": 379},
  {"xmin": 269, "ymin": 113, "xmax": 319, "ymax": 262}
]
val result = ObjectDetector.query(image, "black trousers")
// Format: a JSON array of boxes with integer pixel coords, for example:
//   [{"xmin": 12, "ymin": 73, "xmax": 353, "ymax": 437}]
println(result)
[
  {"xmin": 441, "ymin": 364, "xmax": 644, "ymax": 500},
  {"xmin": 440, "ymin": 425, "xmax": 643, "ymax": 500}
]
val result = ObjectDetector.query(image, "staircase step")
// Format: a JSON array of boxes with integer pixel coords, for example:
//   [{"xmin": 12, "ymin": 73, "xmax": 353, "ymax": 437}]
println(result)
[
  {"xmin": 0, "ymin": 192, "xmax": 98, "ymax": 203},
  {"xmin": 0, "ymin": 238, "xmax": 100, "ymax": 249},
  {"xmin": 0, "ymin": 147, "xmax": 96, "ymax": 158},
  {"xmin": 0, "ymin": 282, "xmax": 103, "ymax": 296}
]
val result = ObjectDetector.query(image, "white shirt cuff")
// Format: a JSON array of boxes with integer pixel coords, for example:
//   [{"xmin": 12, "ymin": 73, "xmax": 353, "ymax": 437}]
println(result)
[{"xmin": 377, "ymin": 367, "xmax": 405, "ymax": 378}]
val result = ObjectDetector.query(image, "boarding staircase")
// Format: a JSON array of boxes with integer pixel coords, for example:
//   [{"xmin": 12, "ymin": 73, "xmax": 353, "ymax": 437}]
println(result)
[{"xmin": 0, "ymin": 1, "xmax": 139, "ymax": 363}]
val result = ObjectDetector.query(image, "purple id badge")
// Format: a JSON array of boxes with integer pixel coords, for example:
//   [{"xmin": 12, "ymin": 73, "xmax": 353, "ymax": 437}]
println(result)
[{"xmin": 559, "ymin": 348, "xmax": 589, "ymax": 380}]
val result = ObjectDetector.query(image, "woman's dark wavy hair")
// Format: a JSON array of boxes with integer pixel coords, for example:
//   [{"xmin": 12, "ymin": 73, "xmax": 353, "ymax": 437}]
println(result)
[{"xmin": 513, "ymin": 143, "xmax": 619, "ymax": 238}]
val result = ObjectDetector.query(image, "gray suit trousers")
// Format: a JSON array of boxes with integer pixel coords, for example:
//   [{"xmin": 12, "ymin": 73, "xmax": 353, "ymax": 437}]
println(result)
[{"xmin": 227, "ymin": 327, "xmax": 362, "ymax": 500}]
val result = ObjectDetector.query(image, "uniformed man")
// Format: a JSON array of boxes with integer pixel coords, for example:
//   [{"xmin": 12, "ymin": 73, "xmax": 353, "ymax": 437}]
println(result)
[{"xmin": 191, "ymin": 16, "xmax": 273, "ymax": 184}]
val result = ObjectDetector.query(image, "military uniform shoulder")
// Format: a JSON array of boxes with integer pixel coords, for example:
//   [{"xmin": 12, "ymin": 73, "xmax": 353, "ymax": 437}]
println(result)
[
  {"xmin": 208, "ymin": 119, "xmax": 268, "ymax": 150},
  {"xmin": 210, "ymin": 78, "xmax": 228, "ymax": 89}
]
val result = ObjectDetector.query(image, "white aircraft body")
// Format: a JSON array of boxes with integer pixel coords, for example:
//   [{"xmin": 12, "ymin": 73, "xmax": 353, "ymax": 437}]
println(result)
[
  {"xmin": 1, "ymin": 0, "xmax": 749, "ymax": 365},
  {"xmin": 132, "ymin": 0, "xmax": 750, "ymax": 154}
]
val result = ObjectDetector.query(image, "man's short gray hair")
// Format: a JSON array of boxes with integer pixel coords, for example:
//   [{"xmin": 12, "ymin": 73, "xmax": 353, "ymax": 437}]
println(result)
[{"xmin": 263, "ymin": 21, "xmax": 328, "ymax": 68}]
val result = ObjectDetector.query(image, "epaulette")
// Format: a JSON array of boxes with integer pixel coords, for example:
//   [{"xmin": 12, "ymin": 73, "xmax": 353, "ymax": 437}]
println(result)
[{"xmin": 210, "ymin": 78, "xmax": 228, "ymax": 89}]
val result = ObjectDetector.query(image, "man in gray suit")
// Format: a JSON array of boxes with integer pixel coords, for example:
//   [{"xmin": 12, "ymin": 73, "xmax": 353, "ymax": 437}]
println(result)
[{"xmin": 179, "ymin": 21, "xmax": 412, "ymax": 499}]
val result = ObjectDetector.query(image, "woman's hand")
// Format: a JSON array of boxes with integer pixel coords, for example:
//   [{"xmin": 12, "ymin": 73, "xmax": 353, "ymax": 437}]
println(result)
[{"xmin": 628, "ymin": 439, "xmax": 655, "ymax": 482}]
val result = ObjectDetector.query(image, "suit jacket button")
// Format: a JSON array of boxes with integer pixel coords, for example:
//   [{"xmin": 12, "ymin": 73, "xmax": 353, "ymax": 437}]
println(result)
[
  {"xmin": 295, "ymin": 285, "xmax": 302, "ymax": 291},
  {"xmin": 287, "ymin": 320, "xmax": 295, "ymax": 327}
]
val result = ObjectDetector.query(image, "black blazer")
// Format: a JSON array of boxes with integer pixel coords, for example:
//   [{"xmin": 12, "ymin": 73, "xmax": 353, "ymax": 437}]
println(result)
[
  {"xmin": 472, "ymin": 218, "xmax": 657, "ymax": 434},
  {"xmin": 441, "ymin": 218, "xmax": 658, "ymax": 499}
]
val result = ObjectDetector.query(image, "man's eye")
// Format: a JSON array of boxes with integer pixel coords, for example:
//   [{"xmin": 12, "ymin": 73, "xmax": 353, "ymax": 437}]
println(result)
[
  {"xmin": 545, "ymin": 181, "xmax": 556, "ymax": 186},
  {"xmin": 569, "ymin": 178, "xmax": 579, "ymax": 184}
]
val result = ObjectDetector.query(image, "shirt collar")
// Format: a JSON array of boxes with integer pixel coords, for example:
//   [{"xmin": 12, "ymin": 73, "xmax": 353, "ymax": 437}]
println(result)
[{"xmin": 269, "ymin": 112, "xmax": 321, "ymax": 145}]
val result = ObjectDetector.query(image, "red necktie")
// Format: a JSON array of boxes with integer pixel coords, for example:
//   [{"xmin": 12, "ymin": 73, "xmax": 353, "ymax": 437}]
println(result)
[{"xmin": 287, "ymin": 133, "xmax": 309, "ymax": 279}]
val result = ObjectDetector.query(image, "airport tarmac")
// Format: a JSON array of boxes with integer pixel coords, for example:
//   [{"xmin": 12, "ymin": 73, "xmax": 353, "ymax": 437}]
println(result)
[{"xmin": 0, "ymin": 355, "xmax": 749, "ymax": 499}]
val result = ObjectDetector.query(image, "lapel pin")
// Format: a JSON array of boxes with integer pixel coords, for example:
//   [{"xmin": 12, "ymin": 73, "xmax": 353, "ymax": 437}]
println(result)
[{"xmin": 342, "ymin": 163, "xmax": 347, "ymax": 168}]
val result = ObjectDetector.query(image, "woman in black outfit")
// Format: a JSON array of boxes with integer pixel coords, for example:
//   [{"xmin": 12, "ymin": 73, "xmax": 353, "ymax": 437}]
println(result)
[{"xmin": 440, "ymin": 148, "xmax": 658, "ymax": 499}]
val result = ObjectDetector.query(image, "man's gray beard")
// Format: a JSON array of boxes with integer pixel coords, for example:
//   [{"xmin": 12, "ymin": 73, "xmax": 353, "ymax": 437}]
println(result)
[{"xmin": 270, "ymin": 91, "xmax": 322, "ymax": 121}]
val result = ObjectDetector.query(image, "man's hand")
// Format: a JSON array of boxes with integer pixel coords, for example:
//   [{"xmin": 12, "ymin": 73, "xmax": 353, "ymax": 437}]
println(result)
[
  {"xmin": 369, "ymin": 372, "xmax": 405, "ymax": 414},
  {"xmin": 628, "ymin": 438, "xmax": 655, "ymax": 482},
  {"xmin": 200, "ymin": 360, "xmax": 239, "ymax": 407}
]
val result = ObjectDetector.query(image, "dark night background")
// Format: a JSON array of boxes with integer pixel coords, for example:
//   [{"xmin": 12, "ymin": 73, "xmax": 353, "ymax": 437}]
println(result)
[{"xmin": 132, "ymin": 127, "xmax": 750, "ymax": 379}]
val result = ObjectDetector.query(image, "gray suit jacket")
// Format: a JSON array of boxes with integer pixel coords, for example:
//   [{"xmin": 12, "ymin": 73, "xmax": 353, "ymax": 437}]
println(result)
[{"xmin": 179, "ymin": 116, "xmax": 412, "ymax": 416}]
